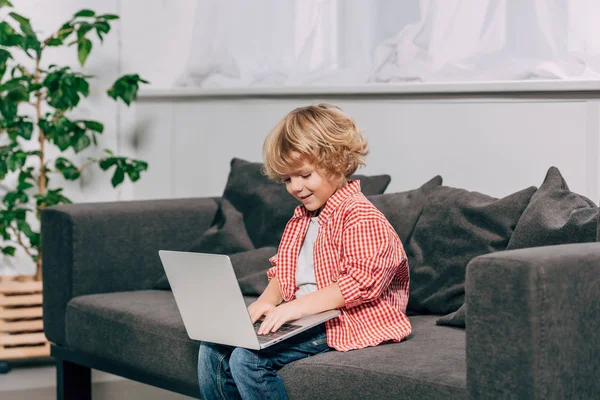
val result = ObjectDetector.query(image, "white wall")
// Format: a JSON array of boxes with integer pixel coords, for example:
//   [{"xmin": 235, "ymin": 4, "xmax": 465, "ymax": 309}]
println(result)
[{"xmin": 133, "ymin": 86, "xmax": 600, "ymax": 204}]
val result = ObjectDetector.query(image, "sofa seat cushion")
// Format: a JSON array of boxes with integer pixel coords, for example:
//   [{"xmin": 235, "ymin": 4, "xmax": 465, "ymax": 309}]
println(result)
[
  {"xmin": 280, "ymin": 315, "xmax": 466, "ymax": 399},
  {"xmin": 66, "ymin": 291, "xmax": 465, "ymax": 399},
  {"xmin": 65, "ymin": 290, "xmax": 205, "ymax": 394}
]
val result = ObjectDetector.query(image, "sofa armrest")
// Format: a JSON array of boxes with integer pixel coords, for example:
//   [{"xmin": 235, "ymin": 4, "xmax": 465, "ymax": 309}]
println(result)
[
  {"xmin": 466, "ymin": 243, "xmax": 600, "ymax": 399},
  {"xmin": 42, "ymin": 197, "xmax": 219, "ymax": 346}
]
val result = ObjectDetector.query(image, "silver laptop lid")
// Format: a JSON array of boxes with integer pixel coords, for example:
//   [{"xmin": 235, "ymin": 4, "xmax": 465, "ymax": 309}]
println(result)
[{"xmin": 159, "ymin": 250, "xmax": 261, "ymax": 349}]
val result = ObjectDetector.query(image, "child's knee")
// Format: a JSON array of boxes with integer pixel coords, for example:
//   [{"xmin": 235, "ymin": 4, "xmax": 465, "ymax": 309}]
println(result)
[{"xmin": 229, "ymin": 347, "xmax": 256, "ymax": 373}]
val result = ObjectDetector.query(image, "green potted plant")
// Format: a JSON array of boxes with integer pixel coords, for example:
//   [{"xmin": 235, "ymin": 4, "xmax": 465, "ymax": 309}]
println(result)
[{"xmin": 0, "ymin": 1, "xmax": 149, "ymax": 281}]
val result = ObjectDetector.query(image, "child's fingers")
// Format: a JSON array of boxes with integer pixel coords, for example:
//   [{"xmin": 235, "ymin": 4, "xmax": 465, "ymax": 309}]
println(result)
[{"xmin": 258, "ymin": 315, "xmax": 276, "ymax": 335}]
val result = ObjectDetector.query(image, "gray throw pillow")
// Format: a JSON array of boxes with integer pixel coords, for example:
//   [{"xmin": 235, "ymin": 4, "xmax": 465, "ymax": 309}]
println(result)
[
  {"xmin": 234, "ymin": 247, "xmax": 278, "ymax": 296},
  {"xmin": 154, "ymin": 199, "xmax": 255, "ymax": 290},
  {"xmin": 506, "ymin": 166, "xmax": 598, "ymax": 250},
  {"xmin": 436, "ymin": 303, "xmax": 466, "ymax": 328},
  {"xmin": 368, "ymin": 175, "xmax": 443, "ymax": 244},
  {"xmin": 155, "ymin": 246, "xmax": 277, "ymax": 293},
  {"xmin": 407, "ymin": 185, "xmax": 537, "ymax": 315},
  {"xmin": 223, "ymin": 158, "xmax": 391, "ymax": 248}
]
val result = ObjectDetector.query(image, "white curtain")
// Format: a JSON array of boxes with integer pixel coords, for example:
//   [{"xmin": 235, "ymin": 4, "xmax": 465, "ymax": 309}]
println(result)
[{"xmin": 176, "ymin": 0, "xmax": 600, "ymax": 87}]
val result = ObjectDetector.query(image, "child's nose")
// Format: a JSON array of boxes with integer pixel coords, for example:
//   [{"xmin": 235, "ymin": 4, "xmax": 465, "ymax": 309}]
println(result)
[{"xmin": 290, "ymin": 177, "xmax": 303, "ymax": 192}]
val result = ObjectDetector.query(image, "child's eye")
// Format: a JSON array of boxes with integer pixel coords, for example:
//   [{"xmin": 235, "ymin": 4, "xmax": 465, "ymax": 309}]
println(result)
[
  {"xmin": 283, "ymin": 177, "xmax": 291, "ymax": 183},
  {"xmin": 302, "ymin": 173, "xmax": 312, "ymax": 179}
]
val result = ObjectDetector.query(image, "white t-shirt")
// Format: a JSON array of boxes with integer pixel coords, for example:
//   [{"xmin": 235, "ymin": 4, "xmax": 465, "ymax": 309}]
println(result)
[{"xmin": 295, "ymin": 216, "xmax": 319, "ymax": 298}]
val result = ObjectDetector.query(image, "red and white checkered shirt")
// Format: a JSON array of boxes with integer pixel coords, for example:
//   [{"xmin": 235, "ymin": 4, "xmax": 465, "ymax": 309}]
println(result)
[{"xmin": 267, "ymin": 180, "xmax": 411, "ymax": 352}]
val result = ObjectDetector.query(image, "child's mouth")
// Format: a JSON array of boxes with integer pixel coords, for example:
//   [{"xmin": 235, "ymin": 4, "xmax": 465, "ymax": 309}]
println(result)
[{"xmin": 300, "ymin": 194, "xmax": 312, "ymax": 200}]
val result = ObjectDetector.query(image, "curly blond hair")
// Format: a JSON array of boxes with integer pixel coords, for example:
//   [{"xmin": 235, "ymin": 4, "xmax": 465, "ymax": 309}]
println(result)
[{"xmin": 263, "ymin": 103, "xmax": 368, "ymax": 182}]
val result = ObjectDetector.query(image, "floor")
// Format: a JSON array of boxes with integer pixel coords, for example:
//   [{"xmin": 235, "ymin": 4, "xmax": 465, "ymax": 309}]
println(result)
[{"xmin": 0, "ymin": 359, "xmax": 195, "ymax": 400}]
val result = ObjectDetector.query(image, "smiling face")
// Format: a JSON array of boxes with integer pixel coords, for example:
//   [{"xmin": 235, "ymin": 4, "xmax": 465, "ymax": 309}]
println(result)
[{"xmin": 283, "ymin": 160, "xmax": 347, "ymax": 212}]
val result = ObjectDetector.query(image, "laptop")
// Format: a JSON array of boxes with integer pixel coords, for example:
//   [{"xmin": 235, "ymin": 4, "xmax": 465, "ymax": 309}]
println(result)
[{"xmin": 158, "ymin": 250, "xmax": 340, "ymax": 350}]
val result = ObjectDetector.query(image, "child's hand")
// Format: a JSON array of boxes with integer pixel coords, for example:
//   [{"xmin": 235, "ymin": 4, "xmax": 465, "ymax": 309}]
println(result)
[
  {"xmin": 248, "ymin": 300, "xmax": 276, "ymax": 324},
  {"xmin": 257, "ymin": 301, "xmax": 303, "ymax": 335}
]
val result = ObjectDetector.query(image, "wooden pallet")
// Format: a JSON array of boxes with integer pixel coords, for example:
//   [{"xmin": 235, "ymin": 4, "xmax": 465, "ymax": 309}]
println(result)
[{"xmin": 0, "ymin": 280, "xmax": 50, "ymax": 360}]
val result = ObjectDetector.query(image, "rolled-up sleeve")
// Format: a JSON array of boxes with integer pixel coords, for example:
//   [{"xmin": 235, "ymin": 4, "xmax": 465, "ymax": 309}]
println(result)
[
  {"xmin": 337, "ymin": 219, "xmax": 403, "ymax": 308},
  {"xmin": 267, "ymin": 253, "xmax": 278, "ymax": 281}
]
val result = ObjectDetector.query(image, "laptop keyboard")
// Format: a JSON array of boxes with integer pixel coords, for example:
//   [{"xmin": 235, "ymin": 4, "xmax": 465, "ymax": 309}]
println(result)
[{"xmin": 254, "ymin": 321, "xmax": 302, "ymax": 343}]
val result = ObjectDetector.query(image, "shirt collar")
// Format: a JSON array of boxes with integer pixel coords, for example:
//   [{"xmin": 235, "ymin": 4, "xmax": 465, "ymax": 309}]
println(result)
[{"xmin": 292, "ymin": 180, "xmax": 362, "ymax": 224}]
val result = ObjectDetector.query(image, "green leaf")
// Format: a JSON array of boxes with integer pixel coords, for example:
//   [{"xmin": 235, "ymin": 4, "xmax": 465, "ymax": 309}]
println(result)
[
  {"xmin": 95, "ymin": 21, "xmax": 110, "ymax": 34},
  {"xmin": 43, "ymin": 66, "xmax": 90, "ymax": 110},
  {"xmin": 94, "ymin": 21, "xmax": 110, "ymax": 42},
  {"xmin": 76, "ymin": 23, "xmax": 93, "ymax": 40},
  {"xmin": 76, "ymin": 76, "xmax": 89, "ymax": 96},
  {"xmin": 99, "ymin": 156, "xmax": 118, "ymax": 170},
  {"xmin": 6, "ymin": 150, "xmax": 27, "ymax": 171},
  {"xmin": 28, "ymin": 232, "xmax": 40, "ymax": 247},
  {"xmin": 72, "ymin": 134, "xmax": 91, "ymax": 153},
  {"xmin": 2, "ymin": 246, "xmax": 16, "ymax": 256},
  {"xmin": 3, "ymin": 190, "xmax": 28, "ymax": 208},
  {"xmin": 107, "ymin": 74, "xmax": 149, "ymax": 106},
  {"xmin": 126, "ymin": 167, "xmax": 140, "ymax": 182},
  {"xmin": 74, "ymin": 9, "xmax": 95, "ymax": 17},
  {"xmin": 55, "ymin": 157, "xmax": 80, "ymax": 180},
  {"xmin": 0, "ymin": 97, "xmax": 17, "ymax": 119},
  {"xmin": 111, "ymin": 166, "xmax": 125, "ymax": 187},
  {"xmin": 0, "ymin": 21, "xmax": 22, "ymax": 47},
  {"xmin": 135, "ymin": 160, "xmax": 149, "ymax": 172},
  {"xmin": 81, "ymin": 120, "xmax": 103, "ymax": 133},
  {"xmin": 35, "ymin": 188, "xmax": 71, "ymax": 208},
  {"xmin": 0, "ymin": 0, "xmax": 14, "ymax": 9},
  {"xmin": 9, "ymin": 12, "xmax": 35, "ymax": 37},
  {"xmin": 0, "ymin": 48, "xmax": 12, "ymax": 80},
  {"xmin": 17, "ymin": 181, "xmax": 34, "ymax": 191},
  {"xmin": 77, "ymin": 38, "xmax": 92, "ymax": 66},
  {"xmin": 7, "ymin": 118, "xmax": 34, "ymax": 141},
  {"xmin": 56, "ymin": 23, "xmax": 73, "ymax": 41},
  {"xmin": 14, "ymin": 208, "xmax": 27, "ymax": 221},
  {"xmin": 54, "ymin": 133, "xmax": 71, "ymax": 151},
  {"xmin": 98, "ymin": 14, "xmax": 119, "ymax": 20},
  {"xmin": 46, "ymin": 37, "xmax": 63, "ymax": 46}
]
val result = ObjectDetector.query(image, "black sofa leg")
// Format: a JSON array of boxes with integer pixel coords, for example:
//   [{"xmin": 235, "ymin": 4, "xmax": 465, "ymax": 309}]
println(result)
[{"xmin": 56, "ymin": 359, "xmax": 92, "ymax": 400}]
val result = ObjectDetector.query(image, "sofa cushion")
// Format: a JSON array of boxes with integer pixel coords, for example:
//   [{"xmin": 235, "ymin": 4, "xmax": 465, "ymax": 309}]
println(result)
[
  {"xmin": 507, "ymin": 166, "xmax": 599, "ymax": 250},
  {"xmin": 368, "ymin": 175, "xmax": 443, "ymax": 244},
  {"xmin": 66, "ymin": 291, "xmax": 465, "ymax": 399},
  {"xmin": 406, "ymin": 185, "xmax": 537, "ymax": 315},
  {"xmin": 436, "ymin": 303, "xmax": 467, "ymax": 328},
  {"xmin": 65, "ymin": 290, "xmax": 201, "ymax": 394},
  {"xmin": 223, "ymin": 158, "xmax": 391, "ymax": 248},
  {"xmin": 155, "ymin": 246, "xmax": 277, "ymax": 293},
  {"xmin": 186, "ymin": 198, "xmax": 255, "ymax": 255},
  {"xmin": 281, "ymin": 315, "xmax": 466, "ymax": 399}
]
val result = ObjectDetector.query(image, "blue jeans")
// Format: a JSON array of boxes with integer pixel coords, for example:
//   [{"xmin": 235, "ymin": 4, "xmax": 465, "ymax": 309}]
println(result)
[{"xmin": 197, "ymin": 325, "xmax": 330, "ymax": 400}]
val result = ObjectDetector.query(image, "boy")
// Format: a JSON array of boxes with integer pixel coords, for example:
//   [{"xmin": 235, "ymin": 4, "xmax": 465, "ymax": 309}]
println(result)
[{"xmin": 198, "ymin": 103, "xmax": 411, "ymax": 400}]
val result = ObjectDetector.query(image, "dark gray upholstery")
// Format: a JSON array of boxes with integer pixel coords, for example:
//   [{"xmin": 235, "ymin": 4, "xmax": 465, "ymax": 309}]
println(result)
[
  {"xmin": 281, "ymin": 315, "xmax": 466, "ymax": 400},
  {"xmin": 65, "ymin": 289, "xmax": 465, "ymax": 400},
  {"xmin": 466, "ymin": 243, "xmax": 600, "ymax": 399},
  {"xmin": 368, "ymin": 175, "xmax": 443, "ymax": 244},
  {"xmin": 406, "ymin": 185, "xmax": 536, "ymax": 314},
  {"xmin": 42, "ymin": 197, "xmax": 219, "ymax": 346},
  {"xmin": 507, "ymin": 167, "xmax": 598, "ymax": 250},
  {"xmin": 436, "ymin": 303, "xmax": 466, "ymax": 328},
  {"xmin": 66, "ymin": 290, "xmax": 201, "ymax": 395}
]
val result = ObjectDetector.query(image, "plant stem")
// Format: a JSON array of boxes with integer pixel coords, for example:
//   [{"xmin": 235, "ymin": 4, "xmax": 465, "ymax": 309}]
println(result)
[{"xmin": 8, "ymin": 226, "xmax": 35, "ymax": 261}]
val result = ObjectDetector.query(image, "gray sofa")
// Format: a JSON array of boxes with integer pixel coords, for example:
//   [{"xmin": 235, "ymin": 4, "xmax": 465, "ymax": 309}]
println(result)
[{"xmin": 42, "ymin": 165, "xmax": 600, "ymax": 400}]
